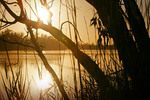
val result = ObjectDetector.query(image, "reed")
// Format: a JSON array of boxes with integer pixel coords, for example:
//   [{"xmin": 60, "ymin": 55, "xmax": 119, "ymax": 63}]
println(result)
[
  {"xmin": 0, "ymin": 64, "xmax": 30, "ymax": 100},
  {"xmin": 0, "ymin": 0, "xmax": 126, "ymax": 100}
]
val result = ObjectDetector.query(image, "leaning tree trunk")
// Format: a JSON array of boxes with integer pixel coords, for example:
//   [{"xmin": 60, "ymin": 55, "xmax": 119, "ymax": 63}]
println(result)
[
  {"xmin": 24, "ymin": 20, "xmax": 119, "ymax": 100},
  {"xmin": 0, "ymin": 1, "xmax": 119, "ymax": 99}
]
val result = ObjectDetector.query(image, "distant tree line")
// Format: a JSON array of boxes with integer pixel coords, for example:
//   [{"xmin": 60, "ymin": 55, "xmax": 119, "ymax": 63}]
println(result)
[
  {"xmin": 0, "ymin": 29, "xmax": 115, "ymax": 51},
  {"xmin": 0, "ymin": 0, "xmax": 149, "ymax": 99},
  {"xmin": 0, "ymin": 29, "xmax": 66, "ymax": 51}
]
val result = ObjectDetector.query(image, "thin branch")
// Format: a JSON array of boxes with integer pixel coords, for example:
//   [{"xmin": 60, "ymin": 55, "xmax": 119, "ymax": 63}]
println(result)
[
  {"xmin": 0, "ymin": 37, "xmax": 34, "ymax": 49},
  {"xmin": 0, "ymin": 0, "xmax": 20, "ymax": 20},
  {"xmin": 0, "ymin": 19, "xmax": 17, "ymax": 24},
  {"xmin": 0, "ymin": 1, "xmax": 118, "ymax": 98},
  {"xmin": 40, "ymin": 0, "xmax": 53, "ymax": 19},
  {"xmin": 4, "ymin": 1, "xmax": 18, "ymax": 5},
  {"xmin": 0, "ymin": 23, "xmax": 12, "ymax": 30},
  {"xmin": 47, "ymin": 0, "xmax": 54, "ymax": 8},
  {"xmin": 60, "ymin": 21, "xmax": 84, "ymax": 43},
  {"xmin": 0, "ymin": 10, "xmax": 8, "ymax": 21},
  {"xmin": 26, "ymin": 25, "xmax": 69, "ymax": 100},
  {"xmin": 60, "ymin": 0, "xmax": 72, "ymax": 10},
  {"xmin": 24, "ymin": 0, "xmax": 38, "ymax": 19}
]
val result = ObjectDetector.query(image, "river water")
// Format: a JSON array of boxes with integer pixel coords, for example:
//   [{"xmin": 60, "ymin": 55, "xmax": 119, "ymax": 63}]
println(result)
[{"xmin": 0, "ymin": 50, "xmax": 121, "ymax": 99}]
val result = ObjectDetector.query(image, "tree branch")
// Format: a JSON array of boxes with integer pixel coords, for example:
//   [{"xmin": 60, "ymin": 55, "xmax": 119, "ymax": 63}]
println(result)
[
  {"xmin": 0, "ymin": 37, "xmax": 34, "ymax": 49},
  {"xmin": 0, "ymin": 0, "xmax": 118, "ymax": 99},
  {"xmin": 0, "ymin": 0, "xmax": 20, "ymax": 20},
  {"xmin": 26, "ymin": 25, "xmax": 69, "ymax": 100}
]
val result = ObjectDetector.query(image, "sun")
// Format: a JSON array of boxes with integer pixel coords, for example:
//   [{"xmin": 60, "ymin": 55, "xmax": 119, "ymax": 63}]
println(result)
[{"xmin": 38, "ymin": 7, "xmax": 51, "ymax": 24}]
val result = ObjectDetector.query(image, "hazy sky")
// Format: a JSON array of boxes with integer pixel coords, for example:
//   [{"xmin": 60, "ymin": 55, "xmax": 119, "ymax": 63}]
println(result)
[
  {"xmin": 0, "ymin": 0, "xmax": 149, "ymax": 44},
  {"xmin": 0, "ymin": 0, "xmax": 98, "ymax": 44}
]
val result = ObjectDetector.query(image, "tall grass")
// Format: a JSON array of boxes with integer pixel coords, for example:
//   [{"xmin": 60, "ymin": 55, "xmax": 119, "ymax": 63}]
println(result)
[
  {"xmin": 58, "ymin": 0, "xmax": 123, "ymax": 99},
  {"xmin": 0, "ymin": 35, "xmax": 122, "ymax": 100},
  {"xmin": 0, "ymin": 61, "xmax": 60, "ymax": 100},
  {"xmin": 0, "ymin": 63, "xmax": 30, "ymax": 100},
  {"xmin": 0, "ymin": 0, "xmax": 124, "ymax": 100}
]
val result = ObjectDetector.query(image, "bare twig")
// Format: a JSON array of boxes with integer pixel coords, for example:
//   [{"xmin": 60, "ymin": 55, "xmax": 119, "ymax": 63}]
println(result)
[
  {"xmin": 26, "ymin": 25, "xmax": 69, "ymax": 100},
  {"xmin": 0, "ymin": 37, "xmax": 34, "ymax": 49},
  {"xmin": 60, "ymin": 21, "xmax": 84, "ymax": 43}
]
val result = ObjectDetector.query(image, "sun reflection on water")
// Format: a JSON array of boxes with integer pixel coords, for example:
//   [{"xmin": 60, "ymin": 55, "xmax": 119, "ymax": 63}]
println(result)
[{"xmin": 36, "ymin": 70, "xmax": 54, "ymax": 91}]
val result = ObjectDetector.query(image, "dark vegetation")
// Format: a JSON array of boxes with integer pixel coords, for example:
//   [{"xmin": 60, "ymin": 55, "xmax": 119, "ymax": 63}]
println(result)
[
  {"xmin": 0, "ymin": 0, "xmax": 150, "ymax": 100},
  {"xmin": 0, "ymin": 29, "xmax": 66, "ymax": 51},
  {"xmin": 0, "ymin": 29, "xmax": 115, "ymax": 51},
  {"xmin": 86, "ymin": 0, "xmax": 150, "ymax": 99}
]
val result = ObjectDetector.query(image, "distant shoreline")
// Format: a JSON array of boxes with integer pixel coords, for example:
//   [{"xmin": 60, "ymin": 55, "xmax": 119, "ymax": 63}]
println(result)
[
  {"xmin": 0, "ymin": 45, "xmax": 116, "ymax": 51},
  {"xmin": 0, "ymin": 30, "xmax": 116, "ymax": 51}
]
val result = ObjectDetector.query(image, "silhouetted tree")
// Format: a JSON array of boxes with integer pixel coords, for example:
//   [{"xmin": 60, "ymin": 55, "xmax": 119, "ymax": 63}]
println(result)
[
  {"xmin": 0, "ymin": 0, "xmax": 118, "ymax": 99},
  {"xmin": 86, "ymin": 0, "xmax": 150, "ymax": 99},
  {"xmin": 0, "ymin": 0, "xmax": 149, "ymax": 100}
]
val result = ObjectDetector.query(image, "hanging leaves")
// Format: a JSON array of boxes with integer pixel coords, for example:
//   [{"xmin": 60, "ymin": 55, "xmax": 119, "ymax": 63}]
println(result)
[
  {"xmin": 90, "ymin": 13, "xmax": 110, "ymax": 46},
  {"xmin": 90, "ymin": 17, "xmax": 97, "ymax": 26}
]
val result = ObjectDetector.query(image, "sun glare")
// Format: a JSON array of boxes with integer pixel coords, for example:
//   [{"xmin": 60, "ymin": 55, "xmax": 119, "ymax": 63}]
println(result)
[
  {"xmin": 38, "ymin": 7, "xmax": 50, "ymax": 24},
  {"xmin": 38, "ymin": 79, "xmax": 49, "ymax": 90},
  {"xmin": 37, "ymin": 74, "xmax": 53, "ymax": 90}
]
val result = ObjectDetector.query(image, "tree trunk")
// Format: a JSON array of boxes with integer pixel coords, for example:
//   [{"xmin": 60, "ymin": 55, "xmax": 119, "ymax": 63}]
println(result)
[
  {"xmin": 124, "ymin": 0, "xmax": 150, "ymax": 99},
  {"xmin": 2, "ymin": 0, "xmax": 150, "ymax": 99},
  {"xmin": 24, "ymin": 20, "xmax": 118, "ymax": 100},
  {"xmin": 0, "ymin": 1, "xmax": 119, "ymax": 99},
  {"xmin": 86, "ymin": 0, "xmax": 150, "ymax": 99}
]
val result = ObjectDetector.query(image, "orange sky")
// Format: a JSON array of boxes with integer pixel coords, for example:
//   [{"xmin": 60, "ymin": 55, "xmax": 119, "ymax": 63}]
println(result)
[
  {"xmin": 1, "ymin": 0, "xmax": 98, "ymax": 44},
  {"xmin": 0, "ymin": 0, "xmax": 149, "ymax": 44}
]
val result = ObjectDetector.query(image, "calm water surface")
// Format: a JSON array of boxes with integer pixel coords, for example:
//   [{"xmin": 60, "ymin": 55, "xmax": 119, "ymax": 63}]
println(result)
[{"xmin": 0, "ymin": 50, "xmax": 121, "ymax": 99}]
